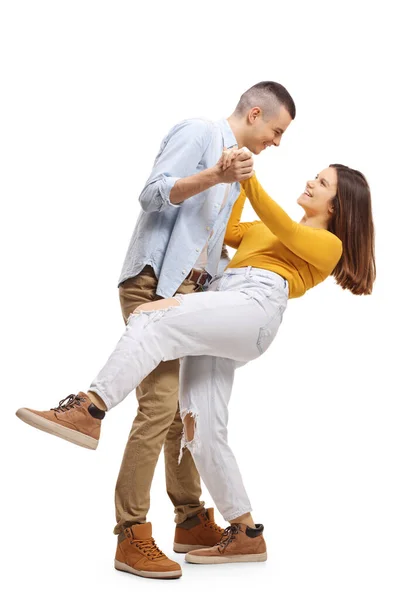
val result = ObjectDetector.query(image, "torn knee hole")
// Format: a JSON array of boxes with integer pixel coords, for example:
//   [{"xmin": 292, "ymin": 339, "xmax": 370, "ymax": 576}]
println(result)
[
  {"xmin": 184, "ymin": 413, "xmax": 196, "ymax": 442},
  {"xmin": 133, "ymin": 297, "xmax": 182, "ymax": 315},
  {"xmin": 178, "ymin": 411, "xmax": 200, "ymax": 464}
]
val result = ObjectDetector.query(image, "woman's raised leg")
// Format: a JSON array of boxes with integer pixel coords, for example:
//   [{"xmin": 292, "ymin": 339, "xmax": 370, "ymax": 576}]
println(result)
[{"xmin": 89, "ymin": 288, "xmax": 271, "ymax": 411}]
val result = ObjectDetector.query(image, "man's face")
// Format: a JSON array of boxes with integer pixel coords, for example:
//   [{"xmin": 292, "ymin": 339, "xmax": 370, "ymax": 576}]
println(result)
[{"xmin": 246, "ymin": 105, "xmax": 292, "ymax": 155}]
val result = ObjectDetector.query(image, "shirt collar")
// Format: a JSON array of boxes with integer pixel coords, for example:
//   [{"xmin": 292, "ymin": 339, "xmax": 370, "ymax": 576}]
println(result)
[{"xmin": 216, "ymin": 118, "xmax": 238, "ymax": 149}]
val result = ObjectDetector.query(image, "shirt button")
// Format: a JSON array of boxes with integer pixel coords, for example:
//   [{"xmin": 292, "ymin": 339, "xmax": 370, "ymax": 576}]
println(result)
[
  {"xmin": 196, "ymin": 248, "xmax": 200, "ymax": 252},
  {"xmin": 206, "ymin": 227, "xmax": 210, "ymax": 231},
  {"xmin": 182, "ymin": 270, "xmax": 186, "ymax": 274}
]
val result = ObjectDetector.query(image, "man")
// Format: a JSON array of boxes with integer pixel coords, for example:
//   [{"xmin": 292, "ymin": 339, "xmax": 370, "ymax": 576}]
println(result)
[{"xmin": 16, "ymin": 81, "xmax": 295, "ymax": 579}]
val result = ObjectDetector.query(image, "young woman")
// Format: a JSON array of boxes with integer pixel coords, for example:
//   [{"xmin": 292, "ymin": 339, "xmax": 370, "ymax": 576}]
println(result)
[{"xmin": 16, "ymin": 161, "xmax": 375, "ymax": 567}]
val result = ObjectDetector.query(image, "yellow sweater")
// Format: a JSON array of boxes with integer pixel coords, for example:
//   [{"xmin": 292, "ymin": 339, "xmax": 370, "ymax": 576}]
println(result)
[{"xmin": 224, "ymin": 175, "xmax": 343, "ymax": 299}]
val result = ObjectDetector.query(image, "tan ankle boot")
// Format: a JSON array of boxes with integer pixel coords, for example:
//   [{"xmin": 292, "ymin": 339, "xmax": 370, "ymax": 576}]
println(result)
[
  {"xmin": 115, "ymin": 523, "xmax": 182, "ymax": 579},
  {"xmin": 174, "ymin": 508, "xmax": 224, "ymax": 553},
  {"xmin": 185, "ymin": 522, "xmax": 267, "ymax": 564},
  {"xmin": 16, "ymin": 392, "xmax": 104, "ymax": 449}
]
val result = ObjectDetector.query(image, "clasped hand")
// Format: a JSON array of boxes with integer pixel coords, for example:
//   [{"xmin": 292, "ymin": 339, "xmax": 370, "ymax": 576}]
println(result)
[{"xmin": 216, "ymin": 146, "xmax": 254, "ymax": 184}]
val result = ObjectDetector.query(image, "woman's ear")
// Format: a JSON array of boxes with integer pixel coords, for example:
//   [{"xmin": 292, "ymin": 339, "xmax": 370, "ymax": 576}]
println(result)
[{"xmin": 328, "ymin": 198, "xmax": 337, "ymax": 215}]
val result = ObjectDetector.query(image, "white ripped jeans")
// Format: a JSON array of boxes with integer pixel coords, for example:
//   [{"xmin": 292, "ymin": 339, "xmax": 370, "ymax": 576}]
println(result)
[{"xmin": 90, "ymin": 267, "xmax": 289, "ymax": 521}]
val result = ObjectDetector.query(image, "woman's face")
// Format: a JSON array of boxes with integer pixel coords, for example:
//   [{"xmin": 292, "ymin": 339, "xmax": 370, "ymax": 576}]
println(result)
[{"xmin": 297, "ymin": 167, "xmax": 338, "ymax": 217}]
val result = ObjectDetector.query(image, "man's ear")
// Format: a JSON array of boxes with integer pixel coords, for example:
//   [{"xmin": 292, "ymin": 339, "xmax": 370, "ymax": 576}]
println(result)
[{"xmin": 248, "ymin": 107, "xmax": 261, "ymax": 124}]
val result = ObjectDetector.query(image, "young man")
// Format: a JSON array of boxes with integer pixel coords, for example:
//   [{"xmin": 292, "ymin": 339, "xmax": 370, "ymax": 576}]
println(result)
[{"xmin": 17, "ymin": 82, "xmax": 295, "ymax": 579}]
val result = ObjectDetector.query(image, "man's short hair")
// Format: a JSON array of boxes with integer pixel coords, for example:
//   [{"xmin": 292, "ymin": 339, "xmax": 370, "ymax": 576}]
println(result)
[{"xmin": 234, "ymin": 81, "xmax": 296, "ymax": 121}]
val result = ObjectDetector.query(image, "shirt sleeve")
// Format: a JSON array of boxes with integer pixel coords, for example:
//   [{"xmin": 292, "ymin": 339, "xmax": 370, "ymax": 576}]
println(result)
[
  {"xmin": 224, "ymin": 188, "xmax": 259, "ymax": 248},
  {"xmin": 241, "ymin": 174, "xmax": 343, "ymax": 272},
  {"xmin": 139, "ymin": 119, "xmax": 214, "ymax": 213}
]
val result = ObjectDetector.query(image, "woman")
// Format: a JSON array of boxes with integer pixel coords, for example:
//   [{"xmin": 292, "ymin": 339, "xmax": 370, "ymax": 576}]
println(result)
[{"xmin": 16, "ymin": 162, "xmax": 375, "ymax": 566}]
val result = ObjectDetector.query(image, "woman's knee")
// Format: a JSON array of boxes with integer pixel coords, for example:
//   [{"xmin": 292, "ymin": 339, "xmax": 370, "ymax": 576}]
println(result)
[
  {"xmin": 183, "ymin": 413, "xmax": 196, "ymax": 442},
  {"xmin": 183, "ymin": 412, "xmax": 218, "ymax": 447}
]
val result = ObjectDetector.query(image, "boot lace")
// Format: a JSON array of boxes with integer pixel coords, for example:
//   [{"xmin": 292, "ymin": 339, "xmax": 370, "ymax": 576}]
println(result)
[
  {"xmin": 131, "ymin": 537, "xmax": 165, "ymax": 559},
  {"xmin": 218, "ymin": 524, "xmax": 241, "ymax": 552},
  {"xmin": 51, "ymin": 394, "xmax": 85, "ymax": 413},
  {"xmin": 206, "ymin": 521, "xmax": 224, "ymax": 535},
  {"xmin": 201, "ymin": 509, "xmax": 224, "ymax": 535}
]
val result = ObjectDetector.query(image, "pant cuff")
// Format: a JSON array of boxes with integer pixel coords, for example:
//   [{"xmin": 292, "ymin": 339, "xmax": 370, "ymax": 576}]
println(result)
[
  {"xmin": 223, "ymin": 506, "xmax": 253, "ymax": 521},
  {"xmin": 88, "ymin": 386, "xmax": 113, "ymax": 411},
  {"xmin": 174, "ymin": 502, "xmax": 206, "ymax": 524}
]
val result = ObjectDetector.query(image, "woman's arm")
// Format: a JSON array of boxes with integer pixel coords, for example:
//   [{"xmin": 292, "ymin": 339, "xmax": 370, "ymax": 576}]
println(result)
[
  {"xmin": 224, "ymin": 188, "xmax": 259, "ymax": 248},
  {"xmin": 241, "ymin": 174, "xmax": 343, "ymax": 271}
]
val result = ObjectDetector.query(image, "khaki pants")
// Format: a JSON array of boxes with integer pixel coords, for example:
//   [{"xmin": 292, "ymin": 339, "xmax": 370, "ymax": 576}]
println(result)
[{"xmin": 114, "ymin": 266, "xmax": 204, "ymax": 533}]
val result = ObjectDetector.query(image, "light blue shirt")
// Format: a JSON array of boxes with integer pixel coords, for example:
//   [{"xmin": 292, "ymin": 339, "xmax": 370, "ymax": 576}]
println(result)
[{"xmin": 118, "ymin": 118, "xmax": 240, "ymax": 298}]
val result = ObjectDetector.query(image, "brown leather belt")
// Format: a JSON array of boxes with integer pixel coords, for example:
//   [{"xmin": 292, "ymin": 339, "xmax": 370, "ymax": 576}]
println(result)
[{"xmin": 186, "ymin": 268, "xmax": 212, "ymax": 287}]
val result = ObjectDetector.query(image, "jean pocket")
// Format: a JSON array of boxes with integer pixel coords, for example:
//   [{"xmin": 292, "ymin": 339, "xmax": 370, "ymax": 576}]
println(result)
[{"xmin": 247, "ymin": 274, "xmax": 276, "ymax": 295}]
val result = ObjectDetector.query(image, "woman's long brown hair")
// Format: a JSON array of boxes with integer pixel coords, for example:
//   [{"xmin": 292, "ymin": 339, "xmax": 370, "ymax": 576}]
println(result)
[{"xmin": 328, "ymin": 164, "xmax": 376, "ymax": 295}]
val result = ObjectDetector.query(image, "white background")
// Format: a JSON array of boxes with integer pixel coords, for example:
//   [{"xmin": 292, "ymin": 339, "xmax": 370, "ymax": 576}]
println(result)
[{"xmin": 1, "ymin": 1, "xmax": 399, "ymax": 598}]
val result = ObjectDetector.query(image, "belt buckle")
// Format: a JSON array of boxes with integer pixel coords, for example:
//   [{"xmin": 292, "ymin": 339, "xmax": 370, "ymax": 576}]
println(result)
[
  {"xmin": 190, "ymin": 269, "xmax": 206, "ymax": 287},
  {"xmin": 196, "ymin": 271, "xmax": 205, "ymax": 286}
]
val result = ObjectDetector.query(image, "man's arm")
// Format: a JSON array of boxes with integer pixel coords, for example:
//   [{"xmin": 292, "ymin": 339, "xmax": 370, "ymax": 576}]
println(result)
[
  {"xmin": 139, "ymin": 120, "xmax": 253, "ymax": 212},
  {"xmin": 139, "ymin": 119, "xmax": 214, "ymax": 213},
  {"xmin": 170, "ymin": 153, "xmax": 253, "ymax": 204}
]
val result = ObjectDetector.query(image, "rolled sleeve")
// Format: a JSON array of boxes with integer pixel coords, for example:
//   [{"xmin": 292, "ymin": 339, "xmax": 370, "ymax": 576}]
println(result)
[
  {"xmin": 159, "ymin": 175, "xmax": 182, "ymax": 208},
  {"xmin": 138, "ymin": 119, "xmax": 213, "ymax": 213}
]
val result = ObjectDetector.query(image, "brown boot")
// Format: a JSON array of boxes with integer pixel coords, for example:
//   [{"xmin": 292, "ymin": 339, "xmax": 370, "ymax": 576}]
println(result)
[
  {"xmin": 15, "ymin": 392, "xmax": 104, "ymax": 450},
  {"xmin": 173, "ymin": 507, "xmax": 224, "ymax": 553},
  {"xmin": 115, "ymin": 523, "xmax": 182, "ymax": 579},
  {"xmin": 185, "ymin": 523, "xmax": 267, "ymax": 564}
]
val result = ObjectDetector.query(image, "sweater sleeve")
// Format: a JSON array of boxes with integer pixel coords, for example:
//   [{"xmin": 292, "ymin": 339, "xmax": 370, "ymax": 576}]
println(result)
[
  {"xmin": 241, "ymin": 174, "xmax": 343, "ymax": 272},
  {"xmin": 224, "ymin": 188, "xmax": 259, "ymax": 249}
]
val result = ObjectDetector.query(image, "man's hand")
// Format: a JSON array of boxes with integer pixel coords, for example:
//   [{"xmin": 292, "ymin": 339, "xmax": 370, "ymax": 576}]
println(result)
[
  {"xmin": 169, "ymin": 147, "xmax": 253, "ymax": 205},
  {"xmin": 214, "ymin": 147, "xmax": 254, "ymax": 183}
]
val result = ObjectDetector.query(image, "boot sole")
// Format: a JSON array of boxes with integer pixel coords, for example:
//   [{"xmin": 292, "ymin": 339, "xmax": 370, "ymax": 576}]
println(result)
[
  {"xmin": 173, "ymin": 542, "xmax": 211, "ymax": 553},
  {"xmin": 185, "ymin": 551, "xmax": 268, "ymax": 564},
  {"xmin": 16, "ymin": 408, "xmax": 98, "ymax": 450},
  {"xmin": 114, "ymin": 559, "xmax": 182, "ymax": 579}
]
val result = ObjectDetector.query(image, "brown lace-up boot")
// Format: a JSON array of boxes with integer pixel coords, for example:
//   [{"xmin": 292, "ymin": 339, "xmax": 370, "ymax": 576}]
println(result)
[
  {"xmin": 15, "ymin": 392, "xmax": 104, "ymax": 449},
  {"xmin": 115, "ymin": 523, "xmax": 182, "ymax": 579},
  {"xmin": 173, "ymin": 507, "xmax": 224, "ymax": 553},
  {"xmin": 185, "ymin": 522, "xmax": 267, "ymax": 564}
]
